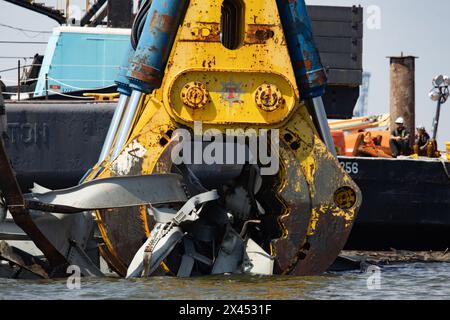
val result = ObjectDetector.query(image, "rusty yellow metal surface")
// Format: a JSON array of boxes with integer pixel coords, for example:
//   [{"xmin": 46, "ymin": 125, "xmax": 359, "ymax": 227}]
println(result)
[
  {"xmin": 83, "ymin": 92, "xmax": 120, "ymax": 101},
  {"xmin": 272, "ymin": 108, "xmax": 361, "ymax": 274},
  {"xmin": 86, "ymin": 0, "xmax": 361, "ymax": 275},
  {"xmin": 156, "ymin": 0, "xmax": 298, "ymax": 128}
]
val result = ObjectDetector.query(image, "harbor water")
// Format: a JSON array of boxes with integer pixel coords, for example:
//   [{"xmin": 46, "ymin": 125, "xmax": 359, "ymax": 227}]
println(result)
[{"xmin": 0, "ymin": 262, "xmax": 449, "ymax": 300}]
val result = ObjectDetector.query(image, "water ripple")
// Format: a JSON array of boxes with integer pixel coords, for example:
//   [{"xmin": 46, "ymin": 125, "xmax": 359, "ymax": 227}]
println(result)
[{"xmin": 0, "ymin": 263, "xmax": 449, "ymax": 300}]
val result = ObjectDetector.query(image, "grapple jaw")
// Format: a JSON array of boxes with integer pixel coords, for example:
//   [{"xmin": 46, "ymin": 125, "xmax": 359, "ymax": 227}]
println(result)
[
  {"xmin": 273, "ymin": 130, "xmax": 361, "ymax": 275},
  {"xmin": 75, "ymin": 0, "xmax": 363, "ymax": 277},
  {"xmin": 0, "ymin": 0, "xmax": 362, "ymax": 279},
  {"xmin": 91, "ymin": 109, "xmax": 361, "ymax": 277}
]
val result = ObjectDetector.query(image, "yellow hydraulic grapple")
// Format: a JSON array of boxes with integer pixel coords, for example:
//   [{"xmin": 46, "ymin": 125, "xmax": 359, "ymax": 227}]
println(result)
[
  {"xmin": 87, "ymin": 0, "xmax": 362, "ymax": 277},
  {"xmin": 0, "ymin": 0, "xmax": 361, "ymax": 279}
]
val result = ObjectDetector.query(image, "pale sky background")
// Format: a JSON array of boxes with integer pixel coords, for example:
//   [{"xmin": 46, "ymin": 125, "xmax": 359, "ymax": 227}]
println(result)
[{"xmin": 0, "ymin": 0, "xmax": 449, "ymax": 148}]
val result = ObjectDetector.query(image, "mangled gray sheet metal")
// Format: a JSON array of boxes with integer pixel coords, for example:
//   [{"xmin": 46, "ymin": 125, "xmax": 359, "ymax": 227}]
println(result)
[{"xmin": 24, "ymin": 174, "xmax": 188, "ymax": 213}]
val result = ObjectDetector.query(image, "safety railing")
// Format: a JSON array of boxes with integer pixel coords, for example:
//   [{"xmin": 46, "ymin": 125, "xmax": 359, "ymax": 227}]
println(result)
[{"xmin": 0, "ymin": 60, "xmax": 119, "ymax": 101}]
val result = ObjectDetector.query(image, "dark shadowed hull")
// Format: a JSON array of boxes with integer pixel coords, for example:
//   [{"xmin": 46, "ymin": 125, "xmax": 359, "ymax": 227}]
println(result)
[{"xmin": 339, "ymin": 156, "xmax": 450, "ymax": 251}]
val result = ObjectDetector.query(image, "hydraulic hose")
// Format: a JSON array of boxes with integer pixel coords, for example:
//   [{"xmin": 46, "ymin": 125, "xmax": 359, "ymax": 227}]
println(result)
[{"xmin": 131, "ymin": 0, "xmax": 152, "ymax": 50}]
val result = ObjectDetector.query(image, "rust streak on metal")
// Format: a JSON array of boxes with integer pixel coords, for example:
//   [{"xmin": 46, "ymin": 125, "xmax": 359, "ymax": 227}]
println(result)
[
  {"xmin": 0, "ymin": 138, "xmax": 68, "ymax": 270},
  {"xmin": 389, "ymin": 55, "xmax": 417, "ymax": 147},
  {"xmin": 272, "ymin": 141, "xmax": 312, "ymax": 272},
  {"xmin": 245, "ymin": 24, "xmax": 276, "ymax": 45},
  {"xmin": 150, "ymin": 11, "xmax": 175, "ymax": 33},
  {"xmin": 131, "ymin": 69, "xmax": 162, "ymax": 87},
  {"xmin": 98, "ymin": 244, "xmax": 128, "ymax": 277},
  {"xmin": 182, "ymin": 22, "xmax": 221, "ymax": 42},
  {"xmin": 0, "ymin": 241, "xmax": 49, "ymax": 279}
]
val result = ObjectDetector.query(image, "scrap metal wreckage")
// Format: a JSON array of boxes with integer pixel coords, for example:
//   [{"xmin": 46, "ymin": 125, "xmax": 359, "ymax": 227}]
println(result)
[{"xmin": 0, "ymin": 0, "xmax": 362, "ymax": 279}]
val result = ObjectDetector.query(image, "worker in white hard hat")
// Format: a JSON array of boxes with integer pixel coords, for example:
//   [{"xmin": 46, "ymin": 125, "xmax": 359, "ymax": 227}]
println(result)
[
  {"xmin": 390, "ymin": 117, "xmax": 411, "ymax": 157},
  {"xmin": 414, "ymin": 125, "xmax": 431, "ymax": 156}
]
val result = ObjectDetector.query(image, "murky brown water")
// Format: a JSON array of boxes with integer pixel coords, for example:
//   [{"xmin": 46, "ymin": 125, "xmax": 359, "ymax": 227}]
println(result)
[{"xmin": 0, "ymin": 262, "xmax": 449, "ymax": 300}]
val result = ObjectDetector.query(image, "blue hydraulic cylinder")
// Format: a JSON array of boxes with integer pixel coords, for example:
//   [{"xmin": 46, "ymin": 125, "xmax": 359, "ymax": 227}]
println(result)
[
  {"xmin": 128, "ymin": 0, "xmax": 187, "ymax": 93},
  {"xmin": 115, "ymin": 43, "xmax": 135, "ymax": 97},
  {"xmin": 277, "ymin": 0, "xmax": 327, "ymax": 99}
]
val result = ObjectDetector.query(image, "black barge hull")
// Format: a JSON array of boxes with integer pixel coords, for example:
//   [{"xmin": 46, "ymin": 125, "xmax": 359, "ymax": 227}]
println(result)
[{"xmin": 339, "ymin": 156, "xmax": 450, "ymax": 251}]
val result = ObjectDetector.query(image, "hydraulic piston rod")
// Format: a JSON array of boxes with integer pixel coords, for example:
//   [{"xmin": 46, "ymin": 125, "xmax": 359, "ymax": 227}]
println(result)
[
  {"xmin": 311, "ymin": 97, "xmax": 338, "ymax": 157},
  {"xmin": 277, "ymin": 0, "xmax": 336, "ymax": 156},
  {"xmin": 97, "ymin": 44, "xmax": 135, "ymax": 165},
  {"xmin": 110, "ymin": 90, "xmax": 142, "ymax": 160},
  {"xmin": 98, "ymin": 94, "xmax": 129, "ymax": 164},
  {"xmin": 110, "ymin": 0, "xmax": 187, "ymax": 162}
]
